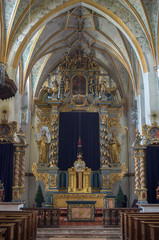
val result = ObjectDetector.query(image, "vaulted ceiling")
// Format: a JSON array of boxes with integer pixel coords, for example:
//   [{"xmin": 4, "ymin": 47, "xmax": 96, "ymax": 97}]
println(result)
[{"xmin": 0, "ymin": 0, "xmax": 159, "ymax": 103}]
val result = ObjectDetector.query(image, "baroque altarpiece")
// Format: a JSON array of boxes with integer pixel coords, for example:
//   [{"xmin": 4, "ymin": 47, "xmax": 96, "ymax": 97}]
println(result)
[
  {"xmin": 0, "ymin": 119, "xmax": 27, "ymax": 201},
  {"xmin": 32, "ymin": 52, "xmax": 127, "ymax": 208}
]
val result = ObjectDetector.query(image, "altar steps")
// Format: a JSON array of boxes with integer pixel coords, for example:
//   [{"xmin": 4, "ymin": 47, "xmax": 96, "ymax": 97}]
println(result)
[{"xmin": 37, "ymin": 226, "xmax": 121, "ymax": 239}]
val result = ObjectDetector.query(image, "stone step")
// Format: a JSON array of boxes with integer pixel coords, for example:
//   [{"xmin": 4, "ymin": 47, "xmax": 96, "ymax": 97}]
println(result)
[{"xmin": 37, "ymin": 227, "xmax": 121, "ymax": 239}]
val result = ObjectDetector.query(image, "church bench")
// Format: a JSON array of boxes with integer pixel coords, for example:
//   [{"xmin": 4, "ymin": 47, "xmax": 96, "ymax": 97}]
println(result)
[
  {"xmin": 0, "ymin": 218, "xmax": 23, "ymax": 240},
  {"xmin": 21, "ymin": 209, "xmax": 38, "ymax": 239},
  {"xmin": 149, "ymin": 224, "xmax": 159, "ymax": 240},
  {"xmin": 128, "ymin": 214, "xmax": 159, "ymax": 240},
  {"xmin": 0, "ymin": 213, "xmax": 29, "ymax": 240},
  {"xmin": 0, "ymin": 223, "xmax": 15, "ymax": 240},
  {"xmin": 133, "ymin": 217, "xmax": 159, "ymax": 240},
  {"xmin": 121, "ymin": 212, "xmax": 159, "ymax": 240},
  {"xmin": 0, "ymin": 210, "xmax": 38, "ymax": 239},
  {"xmin": 0, "ymin": 228, "xmax": 7, "ymax": 240},
  {"xmin": 141, "ymin": 220, "xmax": 159, "ymax": 240},
  {"xmin": 0, "ymin": 211, "xmax": 35, "ymax": 240},
  {"xmin": 120, "ymin": 209, "xmax": 141, "ymax": 237}
]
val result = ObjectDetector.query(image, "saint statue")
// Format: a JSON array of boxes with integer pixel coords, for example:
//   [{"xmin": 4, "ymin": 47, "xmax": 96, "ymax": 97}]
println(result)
[
  {"xmin": 52, "ymin": 76, "xmax": 58, "ymax": 94},
  {"xmin": 37, "ymin": 130, "xmax": 49, "ymax": 163},
  {"xmin": 109, "ymin": 131, "xmax": 121, "ymax": 164},
  {"xmin": 64, "ymin": 78, "xmax": 70, "ymax": 95},
  {"xmin": 0, "ymin": 180, "xmax": 4, "ymax": 202}
]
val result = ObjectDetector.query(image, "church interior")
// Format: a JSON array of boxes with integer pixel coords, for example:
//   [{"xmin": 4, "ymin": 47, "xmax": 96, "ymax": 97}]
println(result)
[{"xmin": 0, "ymin": 0, "xmax": 159, "ymax": 239}]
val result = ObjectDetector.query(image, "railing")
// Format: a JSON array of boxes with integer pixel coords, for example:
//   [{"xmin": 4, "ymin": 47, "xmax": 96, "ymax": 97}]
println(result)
[
  {"xmin": 22, "ymin": 208, "xmax": 60, "ymax": 227},
  {"xmin": 103, "ymin": 208, "xmax": 141, "ymax": 227},
  {"xmin": 23, "ymin": 207, "xmax": 141, "ymax": 228}
]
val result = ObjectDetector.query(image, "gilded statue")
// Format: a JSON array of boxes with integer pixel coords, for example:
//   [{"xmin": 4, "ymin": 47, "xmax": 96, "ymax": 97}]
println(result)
[
  {"xmin": 64, "ymin": 78, "xmax": 70, "ymax": 95},
  {"xmin": 109, "ymin": 131, "xmax": 121, "ymax": 164},
  {"xmin": 52, "ymin": 76, "xmax": 58, "ymax": 94},
  {"xmin": 89, "ymin": 78, "xmax": 95, "ymax": 95},
  {"xmin": 99, "ymin": 81, "xmax": 106, "ymax": 96},
  {"xmin": 37, "ymin": 130, "xmax": 49, "ymax": 163}
]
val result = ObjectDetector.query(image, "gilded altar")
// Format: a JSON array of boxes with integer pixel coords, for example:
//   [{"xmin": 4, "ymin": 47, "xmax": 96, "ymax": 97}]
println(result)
[
  {"xmin": 32, "ymin": 50, "xmax": 127, "ymax": 207},
  {"xmin": 52, "ymin": 194, "xmax": 105, "ymax": 208},
  {"xmin": 0, "ymin": 119, "xmax": 27, "ymax": 201},
  {"xmin": 133, "ymin": 118, "xmax": 159, "ymax": 204}
]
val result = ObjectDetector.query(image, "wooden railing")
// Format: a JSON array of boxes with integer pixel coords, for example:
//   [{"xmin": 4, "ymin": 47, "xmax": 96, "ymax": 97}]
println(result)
[
  {"xmin": 22, "ymin": 207, "xmax": 141, "ymax": 228},
  {"xmin": 22, "ymin": 208, "xmax": 60, "ymax": 228},
  {"xmin": 103, "ymin": 208, "xmax": 141, "ymax": 227}
]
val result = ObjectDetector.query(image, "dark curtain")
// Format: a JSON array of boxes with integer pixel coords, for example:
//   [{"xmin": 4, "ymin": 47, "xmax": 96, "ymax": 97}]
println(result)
[
  {"xmin": 0, "ymin": 144, "xmax": 13, "ymax": 202},
  {"xmin": 146, "ymin": 146, "xmax": 159, "ymax": 203},
  {"xmin": 58, "ymin": 112, "xmax": 100, "ymax": 171}
]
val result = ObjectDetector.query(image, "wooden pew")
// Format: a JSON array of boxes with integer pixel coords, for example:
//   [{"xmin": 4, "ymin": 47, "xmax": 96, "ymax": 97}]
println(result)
[
  {"xmin": 0, "ymin": 223, "xmax": 15, "ymax": 240},
  {"xmin": 0, "ymin": 213, "xmax": 28, "ymax": 240},
  {"xmin": 0, "ymin": 218, "xmax": 24, "ymax": 240},
  {"xmin": 0, "ymin": 228, "xmax": 7, "ymax": 240},
  {"xmin": 0, "ymin": 210, "xmax": 37, "ymax": 240},
  {"xmin": 122, "ymin": 212, "xmax": 159, "ymax": 240},
  {"xmin": 128, "ymin": 213, "xmax": 159, "ymax": 240},
  {"xmin": 133, "ymin": 216, "xmax": 159, "ymax": 240},
  {"xmin": 21, "ymin": 210, "xmax": 38, "ymax": 239},
  {"xmin": 141, "ymin": 220, "xmax": 159, "ymax": 240},
  {"xmin": 149, "ymin": 224, "xmax": 159, "ymax": 240},
  {"xmin": 120, "ymin": 209, "xmax": 141, "ymax": 239}
]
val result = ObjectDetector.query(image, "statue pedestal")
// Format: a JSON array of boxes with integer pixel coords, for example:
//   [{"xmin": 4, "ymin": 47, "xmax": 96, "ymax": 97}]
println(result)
[
  {"xmin": 0, "ymin": 202, "xmax": 24, "ymax": 211},
  {"xmin": 137, "ymin": 204, "xmax": 159, "ymax": 212}
]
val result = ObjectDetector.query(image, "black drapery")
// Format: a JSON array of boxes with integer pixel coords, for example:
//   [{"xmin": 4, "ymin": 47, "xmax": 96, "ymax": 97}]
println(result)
[
  {"xmin": 58, "ymin": 112, "xmax": 100, "ymax": 171},
  {"xmin": 0, "ymin": 144, "xmax": 13, "ymax": 202},
  {"xmin": 146, "ymin": 146, "xmax": 159, "ymax": 203}
]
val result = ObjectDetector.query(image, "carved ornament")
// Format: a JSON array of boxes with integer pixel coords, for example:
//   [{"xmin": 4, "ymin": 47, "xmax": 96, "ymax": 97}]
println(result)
[
  {"xmin": 110, "ymin": 163, "xmax": 127, "ymax": 191},
  {"xmin": 36, "ymin": 108, "xmax": 51, "ymax": 132},
  {"xmin": 32, "ymin": 163, "xmax": 49, "ymax": 191}
]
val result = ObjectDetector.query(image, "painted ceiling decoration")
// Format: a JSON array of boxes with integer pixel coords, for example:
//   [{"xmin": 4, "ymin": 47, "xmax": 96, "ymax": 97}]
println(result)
[{"xmin": 0, "ymin": 0, "xmax": 159, "ymax": 105}]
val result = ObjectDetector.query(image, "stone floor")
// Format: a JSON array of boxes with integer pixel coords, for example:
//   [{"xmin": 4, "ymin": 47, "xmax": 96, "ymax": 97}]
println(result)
[{"xmin": 36, "ymin": 226, "xmax": 122, "ymax": 239}]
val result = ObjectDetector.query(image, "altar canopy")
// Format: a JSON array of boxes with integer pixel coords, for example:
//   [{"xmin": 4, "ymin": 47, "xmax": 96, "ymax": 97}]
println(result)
[{"xmin": 58, "ymin": 112, "xmax": 100, "ymax": 171}]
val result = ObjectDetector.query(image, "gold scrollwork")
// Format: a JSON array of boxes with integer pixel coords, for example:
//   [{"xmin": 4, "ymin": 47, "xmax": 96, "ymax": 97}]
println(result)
[
  {"xmin": 71, "ymin": 95, "xmax": 88, "ymax": 107},
  {"xmin": 103, "ymin": 175, "xmax": 109, "ymax": 188},
  {"xmin": 50, "ymin": 114, "xmax": 59, "ymax": 165},
  {"xmin": 50, "ymin": 174, "xmax": 57, "ymax": 188},
  {"xmin": 108, "ymin": 117, "xmax": 121, "ymax": 132},
  {"xmin": 36, "ymin": 108, "xmax": 51, "ymax": 132},
  {"xmin": 53, "ymin": 193, "xmax": 105, "ymax": 208},
  {"xmin": 109, "ymin": 163, "xmax": 127, "ymax": 191},
  {"xmin": 32, "ymin": 163, "xmax": 49, "ymax": 191},
  {"xmin": 0, "ymin": 120, "xmax": 17, "ymax": 142}
]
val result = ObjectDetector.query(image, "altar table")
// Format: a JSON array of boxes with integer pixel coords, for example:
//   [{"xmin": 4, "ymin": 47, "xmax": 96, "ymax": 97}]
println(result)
[{"xmin": 66, "ymin": 200, "xmax": 96, "ymax": 222}]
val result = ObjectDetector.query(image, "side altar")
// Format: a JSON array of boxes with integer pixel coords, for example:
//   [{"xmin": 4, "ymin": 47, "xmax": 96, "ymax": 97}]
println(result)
[{"xmin": 32, "ymin": 51, "xmax": 127, "ymax": 208}]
